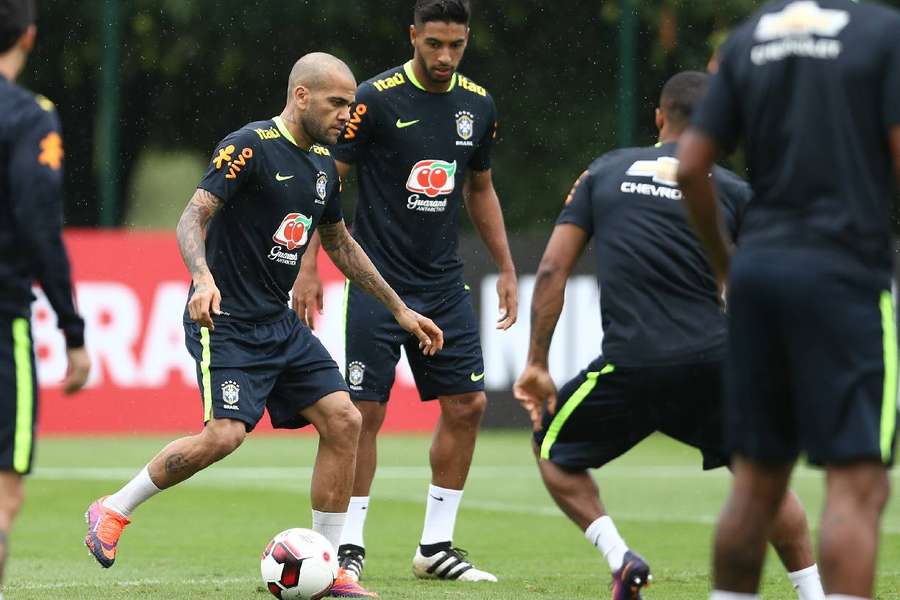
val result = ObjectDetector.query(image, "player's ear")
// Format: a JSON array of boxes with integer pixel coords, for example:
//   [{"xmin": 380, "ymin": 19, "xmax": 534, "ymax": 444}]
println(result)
[
  {"xmin": 409, "ymin": 24, "xmax": 417, "ymax": 48},
  {"xmin": 293, "ymin": 84, "xmax": 310, "ymax": 110},
  {"xmin": 655, "ymin": 108, "xmax": 664, "ymax": 133}
]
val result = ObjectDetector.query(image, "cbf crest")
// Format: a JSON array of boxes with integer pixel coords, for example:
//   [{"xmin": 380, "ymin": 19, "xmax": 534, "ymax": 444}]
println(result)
[
  {"xmin": 315, "ymin": 171, "xmax": 328, "ymax": 202},
  {"xmin": 221, "ymin": 380, "xmax": 240, "ymax": 406},
  {"xmin": 455, "ymin": 111, "xmax": 474, "ymax": 141}
]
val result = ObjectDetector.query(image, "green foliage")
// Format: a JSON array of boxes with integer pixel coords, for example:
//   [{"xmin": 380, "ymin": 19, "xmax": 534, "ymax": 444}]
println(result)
[{"xmin": 22, "ymin": 1, "xmax": 900, "ymax": 228}]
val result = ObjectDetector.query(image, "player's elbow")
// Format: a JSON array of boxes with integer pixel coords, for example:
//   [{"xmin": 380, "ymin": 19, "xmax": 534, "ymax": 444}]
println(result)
[{"xmin": 534, "ymin": 260, "xmax": 566, "ymax": 290}]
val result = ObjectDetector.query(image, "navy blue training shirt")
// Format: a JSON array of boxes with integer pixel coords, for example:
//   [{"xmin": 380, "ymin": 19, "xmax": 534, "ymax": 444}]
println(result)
[
  {"xmin": 559, "ymin": 142, "xmax": 751, "ymax": 366},
  {"xmin": 0, "ymin": 76, "xmax": 83, "ymax": 347},
  {"xmin": 692, "ymin": 0, "xmax": 900, "ymax": 271},
  {"xmin": 190, "ymin": 117, "xmax": 343, "ymax": 322},
  {"xmin": 332, "ymin": 61, "xmax": 498, "ymax": 292}
]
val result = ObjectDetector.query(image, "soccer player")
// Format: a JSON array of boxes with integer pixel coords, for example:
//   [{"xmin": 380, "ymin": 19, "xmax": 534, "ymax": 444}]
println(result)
[
  {"xmin": 0, "ymin": 1, "xmax": 92, "ymax": 597},
  {"xmin": 677, "ymin": 2, "xmax": 900, "ymax": 599},
  {"xmin": 83, "ymin": 53, "xmax": 444, "ymax": 599},
  {"xmin": 514, "ymin": 72, "xmax": 825, "ymax": 600},
  {"xmin": 293, "ymin": 0, "xmax": 515, "ymax": 583}
]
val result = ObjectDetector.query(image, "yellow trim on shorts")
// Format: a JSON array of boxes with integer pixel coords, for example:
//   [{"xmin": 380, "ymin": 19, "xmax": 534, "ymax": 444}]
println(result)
[
  {"xmin": 12, "ymin": 318, "xmax": 33, "ymax": 473},
  {"xmin": 200, "ymin": 326, "xmax": 213, "ymax": 422},
  {"xmin": 880, "ymin": 291, "xmax": 898, "ymax": 463}
]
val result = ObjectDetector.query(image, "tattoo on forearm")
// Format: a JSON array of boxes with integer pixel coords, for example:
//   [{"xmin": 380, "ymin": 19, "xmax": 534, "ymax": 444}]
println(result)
[
  {"xmin": 164, "ymin": 453, "xmax": 191, "ymax": 475},
  {"xmin": 319, "ymin": 223, "xmax": 401, "ymax": 311},
  {"xmin": 177, "ymin": 189, "xmax": 224, "ymax": 279}
]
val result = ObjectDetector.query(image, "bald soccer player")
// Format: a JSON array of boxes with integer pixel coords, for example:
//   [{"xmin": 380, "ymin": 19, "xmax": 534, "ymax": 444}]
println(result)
[{"xmin": 83, "ymin": 53, "xmax": 445, "ymax": 599}]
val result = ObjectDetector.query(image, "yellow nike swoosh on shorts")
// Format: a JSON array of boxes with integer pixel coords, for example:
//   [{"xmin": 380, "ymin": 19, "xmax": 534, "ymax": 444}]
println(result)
[{"xmin": 470, "ymin": 372, "xmax": 485, "ymax": 382}]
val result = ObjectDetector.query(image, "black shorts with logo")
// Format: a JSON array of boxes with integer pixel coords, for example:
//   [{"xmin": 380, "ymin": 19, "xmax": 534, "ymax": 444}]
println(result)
[
  {"xmin": 184, "ymin": 311, "xmax": 348, "ymax": 431},
  {"xmin": 534, "ymin": 355, "xmax": 729, "ymax": 471},
  {"xmin": 345, "ymin": 281, "xmax": 484, "ymax": 402},
  {"xmin": 726, "ymin": 246, "xmax": 898, "ymax": 466},
  {"xmin": 0, "ymin": 316, "xmax": 38, "ymax": 474}
]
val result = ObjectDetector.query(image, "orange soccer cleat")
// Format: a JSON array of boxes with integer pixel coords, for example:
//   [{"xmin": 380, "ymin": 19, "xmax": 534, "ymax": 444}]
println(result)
[{"xmin": 84, "ymin": 497, "xmax": 131, "ymax": 568}]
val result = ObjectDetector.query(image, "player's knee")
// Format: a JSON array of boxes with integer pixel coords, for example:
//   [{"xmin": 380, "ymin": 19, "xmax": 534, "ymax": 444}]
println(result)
[
  {"xmin": 322, "ymin": 398, "xmax": 362, "ymax": 444},
  {"xmin": 203, "ymin": 420, "xmax": 247, "ymax": 459},
  {"xmin": 828, "ymin": 462, "xmax": 891, "ymax": 515},
  {"xmin": 441, "ymin": 392, "xmax": 486, "ymax": 426}
]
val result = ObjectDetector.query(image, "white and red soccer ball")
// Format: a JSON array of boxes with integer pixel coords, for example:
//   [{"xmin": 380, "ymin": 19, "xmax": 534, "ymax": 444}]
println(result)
[{"xmin": 261, "ymin": 528, "xmax": 338, "ymax": 599}]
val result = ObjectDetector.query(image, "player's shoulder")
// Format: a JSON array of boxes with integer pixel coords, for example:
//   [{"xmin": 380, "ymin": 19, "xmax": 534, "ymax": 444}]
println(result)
[
  {"xmin": 0, "ymin": 80, "xmax": 58, "ymax": 130},
  {"xmin": 711, "ymin": 164, "xmax": 752, "ymax": 200},
  {"xmin": 589, "ymin": 145, "xmax": 658, "ymax": 176},
  {"xmin": 359, "ymin": 64, "xmax": 409, "ymax": 99},
  {"xmin": 453, "ymin": 70, "xmax": 492, "ymax": 101}
]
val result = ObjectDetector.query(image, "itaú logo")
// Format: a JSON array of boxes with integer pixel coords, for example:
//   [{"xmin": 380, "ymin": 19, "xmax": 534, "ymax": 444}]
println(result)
[{"xmin": 405, "ymin": 159, "xmax": 457, "ymax": 198}]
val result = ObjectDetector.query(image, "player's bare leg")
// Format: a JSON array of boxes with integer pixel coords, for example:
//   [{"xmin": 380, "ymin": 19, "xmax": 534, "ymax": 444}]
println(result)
[
  {"xmin": 430, "ymin": 392, "xmax": 485, "ymax": 489},
  {"xmin": 302, "ymin": 391, "xmax": 377, "ymax": 598},
  {"xmin": 411, "ymin": 391, "xmax": 495, "ymax": 582},
  {"xmin": 85, "ymin": 418, "xmax": 247, "ymax": 567},
  {"xmin": 302, "ymin": 391, "xmax": 362, "ymax": 515},
  {"xmin": 335, "ymin": 400, "xmax": 386, "ymax": 580},
  {"xmin": 818, "ymin": 461, "xmax": 890, "ymax": 597},
  {"xmin": 536, "ymin": 451, "xmax": 650, "ymax": 599},
  {"xmin": 146, "ymin": 418, "xmax": 248, "ymax": 488},
  {"xmin": 712, "ymin": 457, "xmax": 793, "ymax": 594},
  {"xmin": 0, "ymin": 472, "xmax": 24, "ymax": 592}
]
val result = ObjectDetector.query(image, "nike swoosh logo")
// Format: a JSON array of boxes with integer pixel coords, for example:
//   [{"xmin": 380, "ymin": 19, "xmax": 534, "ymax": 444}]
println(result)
[
  {"xmin": 275, "ymin": 173, "xmax": 294, "ymax": 181},
  {"xmin": 470, "ymin": 372, "xmax": 485, "ymax": 382},
  {"xmin": 396, "ymin": 118, "xmax": 420, "ymax": 129},
  {"xmin": 430, "ymin": 495, "xmax": 445, "ymax": 502}
]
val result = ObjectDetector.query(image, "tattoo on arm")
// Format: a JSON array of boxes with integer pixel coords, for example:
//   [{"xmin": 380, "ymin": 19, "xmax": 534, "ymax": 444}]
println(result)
[
  {"xmin": 176, "ymin": 188, "xmax": 224, "ymax": 280},
  {"xmin": 318, "ymin": 221, "xmax": 404, "ymax": 313}
]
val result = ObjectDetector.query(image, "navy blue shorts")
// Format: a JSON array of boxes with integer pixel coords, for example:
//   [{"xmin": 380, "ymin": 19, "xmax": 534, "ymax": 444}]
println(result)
[
  {"xmin": 534, "ymin": 356, "xmax": 729, "ymax": 471},
  {"xmin": 0, "ymin": 316, "xmax": 38, "ymax": 474},
  {"xmin": 184, "ymin": 312, "xmax": 348, "ymax": 431},
  {"xmin": 726, "ymin": 247, "xmax": 898, "ymax": 466},
  {"xmin": 345, "ymin": 282, "xmax": 484, "ymax": 402}
]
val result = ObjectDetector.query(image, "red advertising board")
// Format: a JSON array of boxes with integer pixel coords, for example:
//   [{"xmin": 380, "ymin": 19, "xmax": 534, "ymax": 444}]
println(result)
[{"xmin": 36, "ymin": 230, "xmax": 438, "ymax": 434}]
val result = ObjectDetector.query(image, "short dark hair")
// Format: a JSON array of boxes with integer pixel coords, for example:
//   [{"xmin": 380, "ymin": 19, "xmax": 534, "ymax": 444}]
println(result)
[
  {"xmin": 414, "ymin": 0, "xmax": 470, "ymax": 27},
  {"xmin": 659, "ymin": 71, "xmax": 710, "ymax": 127},
  {"xmin": 0, "ymin": 0, "xmax": 35, "ymax": 53}
]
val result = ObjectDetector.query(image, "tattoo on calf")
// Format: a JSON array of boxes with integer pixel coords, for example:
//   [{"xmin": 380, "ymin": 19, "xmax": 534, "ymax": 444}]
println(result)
[{"xmin": 164, "ymin": 453, "xmax": 191, "ymax": 475}]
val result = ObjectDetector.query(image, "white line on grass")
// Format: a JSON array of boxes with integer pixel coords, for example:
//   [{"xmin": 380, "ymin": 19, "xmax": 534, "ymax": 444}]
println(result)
[{"xmin": 9, "ymin": 575, "xmax": 259, "ymax": 591}]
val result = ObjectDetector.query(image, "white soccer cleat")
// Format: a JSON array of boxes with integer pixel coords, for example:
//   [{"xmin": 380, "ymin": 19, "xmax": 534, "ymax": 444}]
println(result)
[{"xmin": 412, "ymin": 546, "xmax": 498, "ymax": 582}]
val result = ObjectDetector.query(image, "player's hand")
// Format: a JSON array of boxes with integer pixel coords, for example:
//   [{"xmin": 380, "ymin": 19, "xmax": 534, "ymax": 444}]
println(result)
[
  {"xmin": 62, "ymin": 346, "xmax": 91, "ymax": 395},
  {"xmin": 188, "ymin": 275, "xmax": 222, "ymax": 330},
  {"xmin": 513, "ymin": 364, "xmax": 557, "ymax": 431},
  {"xmin": 292, "ymin": 269, "xmax": 323, "ymax": 328},
  {"xmin": 395, "ymin": 308, "xmax": 444, "ymax": 356},
  {"xmin": 496, "ymin": 270, "xmax": 518, "ymax": 330}
]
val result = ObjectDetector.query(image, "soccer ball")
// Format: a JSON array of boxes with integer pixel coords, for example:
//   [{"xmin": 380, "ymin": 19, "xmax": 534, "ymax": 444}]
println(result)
[{"xmin": 260, "ymin": 528, "xmax": 338, "ymax": 599}]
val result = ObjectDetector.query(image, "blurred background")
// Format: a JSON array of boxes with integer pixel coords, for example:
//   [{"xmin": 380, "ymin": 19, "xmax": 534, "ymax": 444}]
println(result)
[{"xmin": 21, "ymin": 0, "xmax": 854, "ymax": 433}]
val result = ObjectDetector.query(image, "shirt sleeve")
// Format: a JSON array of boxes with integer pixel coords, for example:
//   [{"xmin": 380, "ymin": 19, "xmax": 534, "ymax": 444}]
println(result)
[
  {"xmin": 469, "ymin": 95, "xmax": 498, "ymax": 172},
  {"xmin": 556, "ymin": 168, "xmax": 594, "ymax": 237},
  {"xmin": 331, "ymin": 83, "xmax": 378, "ymax": 165},
  {"xmin": 196, "ymin": 128, "xmax": 261, "ymax": 203},
  {"xmin": 691, "ymin": 38, "xmax": 743, "ymax": 155},
  {"xmin": 882, "ymin": 14, "xmax": 900, "ymax": 128},
  {"xmin": 9, "ymin": 105, "xmax": 85, "ymax": 347},
  {"xmin": 319, "ymin": 166, "xmax": 344, "ymax": 225}
]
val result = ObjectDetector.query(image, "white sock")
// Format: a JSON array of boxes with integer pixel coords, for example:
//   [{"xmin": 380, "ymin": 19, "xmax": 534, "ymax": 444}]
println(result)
[
  {"xmin": 710, "ymin": 593, "xmax": 759, "ymax": 600},
  {"xmin": 312, "ymin": 510, "xmax": 347, "ymax": 552},
  {"xmin": 825, "ymin": 596, "xmax": 870, "ymax": 600},
  {"xmin": 585, "ymin": 515, "xmax": 629, "ymax": 571},
  {"xmin": 338, "ymin": 496, "xmax": 369, "ymax": 549},
  {"xmin": 789, "ymin": 564, "xmax": 825, "ymax": 600},
  {"xmin": 420, "ymin": 484, "xmax": 463, "ymax": 545},
  {"xmin": 103, "ymin": 466, "xmax": 161, "ymax": 517}
]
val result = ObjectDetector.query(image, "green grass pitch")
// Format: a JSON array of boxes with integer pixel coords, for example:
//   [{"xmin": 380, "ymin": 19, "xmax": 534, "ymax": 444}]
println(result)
[{"xmin": 8, "ymin": 432, "xmax": 900, "ymax": 599}]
